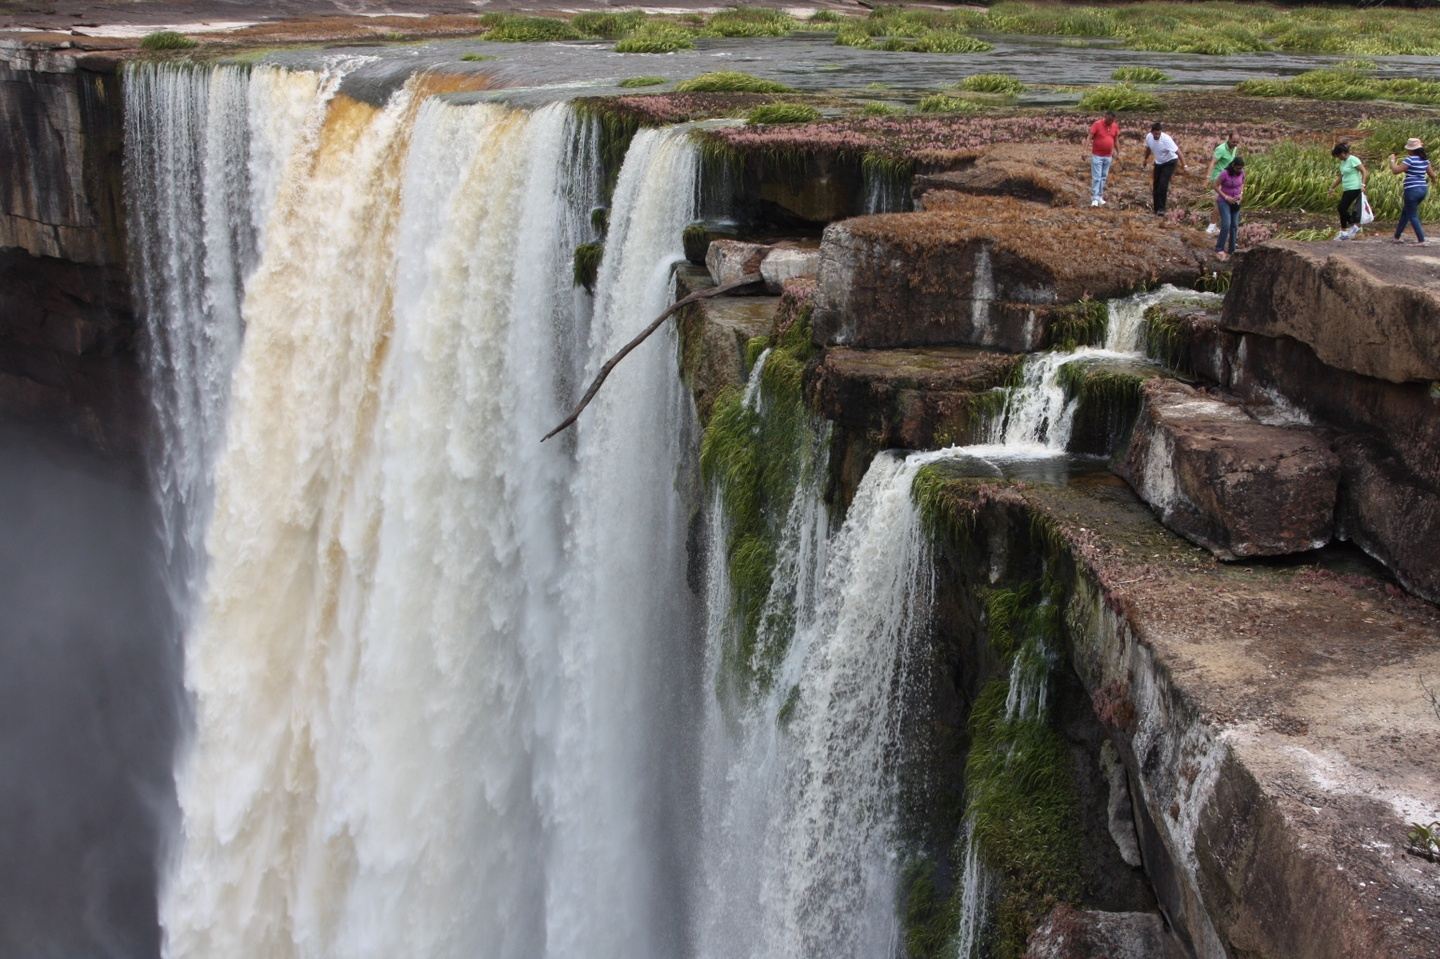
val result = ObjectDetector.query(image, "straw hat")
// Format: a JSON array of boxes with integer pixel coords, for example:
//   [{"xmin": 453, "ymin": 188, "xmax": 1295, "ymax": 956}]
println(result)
[{"xmin": 1405, "ymin": 137, "xmax": 1425, "ymax": 150}]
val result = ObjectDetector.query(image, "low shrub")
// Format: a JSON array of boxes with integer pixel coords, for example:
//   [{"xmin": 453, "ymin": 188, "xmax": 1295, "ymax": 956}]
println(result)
[
  {"xmin": 1077, "ymin": 83, "xmax": 1161, "ymax": 112},
  {"xmin": 614, "ymin": 22, "xmax": 696, "ymax": 53},
  {"xmin": 139, "ymin": 30, "xmax": 197, "ymax": 51},
  {"xmin": 675, "ymin": 71, "xmax": 790, "ymax": 93},
  {"xmin": 959, "ymin": 72, "xmax": 1025, "ymax": 95},
  {"xmin": 480, "ymin": 14, "xmax": 580, "ymax": 42},
  {"xmin": 859, "ymin": 100, "xmax": 904, "ymax": 117},
  {"xmin": 746, "ymin": 102, "xmax": 821, "ymax": 125},
  {"xmin": 460, "ymin": 53, "xmax": 494, "ymax": 62},
  {"xmin": 917, "ymin": 93, "xmax": 986, "ymax": 115},
  {"xmin": 1110, "ymin": 66, "xmax": 1167, "ymax": 83},
  {"xmin": 618, "ymin": 75, "xmax": 667, "ymax": 88}
]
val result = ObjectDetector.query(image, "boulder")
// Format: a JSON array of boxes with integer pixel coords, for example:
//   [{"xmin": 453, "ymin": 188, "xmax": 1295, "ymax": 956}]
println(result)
[
  {"xmin": 811, "ymin": 195, "xmax": 1209, "ymax": 351},
  {"xmin": 1025, "ymin": 907, "xmax": 1185, "ymax": 959},
  {"xmin": 1223, "ymin": 241, "xmax": 1440, "ymax": 384},
  {"xmin": 1117, "ymin": 380, "xmax": 1340, "ymax": 559},
  {"xmin": 705, "ymin": 239, "xmax": 769, "ymax": 288},
  {"xmin": 759, "ymin": 246, "xmax": 820, "ymax": 294}
]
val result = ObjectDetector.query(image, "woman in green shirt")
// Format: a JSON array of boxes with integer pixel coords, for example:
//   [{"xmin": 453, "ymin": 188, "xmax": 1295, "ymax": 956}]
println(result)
[{"xmin": 1329, "ymin": 142, "xmax": 1369, "ymax": 240}]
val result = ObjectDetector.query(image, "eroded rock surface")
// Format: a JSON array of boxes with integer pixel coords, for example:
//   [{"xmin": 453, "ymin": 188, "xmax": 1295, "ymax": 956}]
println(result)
[
  {"xmin": 1117, "ymin": 379, "xmax": 1340, "ymax": 559},
  {"xmin": 705, "ymin": 238, "xmax": 768, "ymax": 288},
  {"xmin": 811, "ymin": 196, "xmax": 1208, "ymax": 350},
  {"xmin": 1024, "ymin": 906, "xmax": 1185, "ymax": 959},
  {"xmin": 1224, "ymin": 241, "xmax": 1440, "ymax": 384}
]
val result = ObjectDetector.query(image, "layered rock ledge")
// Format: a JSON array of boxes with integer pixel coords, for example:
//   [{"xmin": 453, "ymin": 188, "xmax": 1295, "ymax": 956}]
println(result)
[
  {"xmin": 811, "ymin": 195, "xmax": 1209, "ymax": 352},
  {"xmin": 922, "ymin": 468, "xmax": 1440, "ymax": 959}
]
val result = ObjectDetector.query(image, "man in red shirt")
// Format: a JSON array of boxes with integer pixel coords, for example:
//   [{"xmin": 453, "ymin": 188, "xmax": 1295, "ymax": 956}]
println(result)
[{"xmin": 1088, "ymin": 111, "xmax": 1120, "ymax": 207}]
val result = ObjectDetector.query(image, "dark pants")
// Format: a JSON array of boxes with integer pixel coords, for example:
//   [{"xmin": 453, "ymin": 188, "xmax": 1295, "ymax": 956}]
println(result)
[
  {"xmin": 1216, "ymin": 201, "xmax": 1240, "ymax": 254},
  {"xmin": 1152, "ymin": 159, "xmax": 1178, "ymax": 214},
  {"xmin": 1395, "ymin": 186, "xmax": 1427, "ymax": 242},
  {"xmin": 1338, "ymin": 189, "xmax": 1362, "ymax": 228}
]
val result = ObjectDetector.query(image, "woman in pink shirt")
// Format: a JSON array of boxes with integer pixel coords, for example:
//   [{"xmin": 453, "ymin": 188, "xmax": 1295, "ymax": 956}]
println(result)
[{"xmin": 1215, "ymin": 156, "xmax": 1245, "ymax": 261}]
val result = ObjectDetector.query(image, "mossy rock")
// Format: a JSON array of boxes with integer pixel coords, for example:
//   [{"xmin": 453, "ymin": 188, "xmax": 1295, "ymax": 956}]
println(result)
[
  {"xmin": 573, "ymin": 241, "xmax": 604, "ymax": 292},
  {"xmin": 1054, "ymin": 357, "xmax": 1165, "ymax": 457},
  {"xmin": 682, "ymin": 220, "xmax": 739, "ymax": 266}
]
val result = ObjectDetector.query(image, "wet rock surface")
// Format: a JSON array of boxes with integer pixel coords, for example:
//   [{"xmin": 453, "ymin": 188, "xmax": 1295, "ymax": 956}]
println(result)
[
  {"xmin": 1224, "ymin": 241, "xmax": 1440, "ymax": 384},
  {"xmin": 811, "ymin": 195, "xmax": 1209, "ymax": 351},
  {"xmin": 1117, "ymin": 379, "xmax": 1340, "ymax": 559},
  {"xmin": 1024, "ymin": 906, "xmax": 1185, "ymax": 959},
  {"xmin": 926, "ymin": 471, "xmax": 1440, "ymax": 959},
  {"xmin": 675, "ymin": 265, "xmax": 776, "ymax": 423}
]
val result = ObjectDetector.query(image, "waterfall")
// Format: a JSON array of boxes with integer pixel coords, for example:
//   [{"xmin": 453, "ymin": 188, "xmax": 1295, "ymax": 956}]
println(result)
[
  {"xmin": 136, "ymin": 56, "xmax": 701, "ymax": 955},
  {"xmin": 696, "ymin": 403, "xmax": 949, "ymax": 958},
  {"xmin": 126, "ymin": 61, "xmax": 344, "ymax": 618}
]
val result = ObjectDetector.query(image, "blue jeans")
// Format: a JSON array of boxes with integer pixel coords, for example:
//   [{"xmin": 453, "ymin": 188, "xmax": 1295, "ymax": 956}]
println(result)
[
  {"xmin": 1395, "ymin": 186, "xmax": 1427, "ymax": 241},
  {"xmin": 1091, "ymin": 155, "xmax": 1113, "ymax": 201},
  {"xmin": 1216, "ymin": 200, "xmax": 1240, "ymax": 254}
]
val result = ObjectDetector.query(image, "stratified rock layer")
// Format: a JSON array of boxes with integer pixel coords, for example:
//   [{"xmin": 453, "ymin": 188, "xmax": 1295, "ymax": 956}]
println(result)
[
  {"xmin": 1224, "ymin": 241, "xmax": 1440, "ymax": 384},
  {"xmin": 1117, "ymin": 379, "xmax": 1339, "ymax": 559},
  {"xmin": 811, "ymin": 196, "xmax": 1208, "ymax": 351}
]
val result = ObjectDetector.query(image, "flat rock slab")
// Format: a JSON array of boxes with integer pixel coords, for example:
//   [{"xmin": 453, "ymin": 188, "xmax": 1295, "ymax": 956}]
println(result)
[
  {"xmin": 809, "ymin": 345, "xmax": 1019, "ymax": 449},
  {"xmin": 1117, "ymin": 379, "xmax": 1340, "ymax": 559},
  {"xmin": 705, "ymin": 239, "xmax": 768, "ymax": 288},
  {"xmin": 812, "ymin": 195, "xmax": 1208, "ymax": 351},
  {"xmin": 930, "ymin": 472, "xmax": 1440, "ymax": 959},
  {"xmin": 1224, "ymin": 241, "xmax": 1440, "ymax": 384}
]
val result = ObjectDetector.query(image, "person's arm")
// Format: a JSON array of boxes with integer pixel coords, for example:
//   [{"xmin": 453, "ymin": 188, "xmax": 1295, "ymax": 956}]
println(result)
[
  {"xmin": 1176, "ymin": 144, "xmax": 1186, "ymax": 173},
  {"xmin": 1358, "ymin": 159, "xmax": 1369, "ymax": 187},
  {"xmin": 1429, "ymin": 164, "xmax": 1438, "ymax": 186},
  {"xmin": 1388, "ymin": 154, "xmax": 1407, "ymax": 174},
  {"xmin": 1328, "ymin": 170, "xmax": 1341, "ymax": 193}
]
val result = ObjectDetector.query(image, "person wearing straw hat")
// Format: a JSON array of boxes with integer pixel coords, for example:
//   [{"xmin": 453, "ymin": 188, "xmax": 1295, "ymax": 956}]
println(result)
[{"xmin": 1387, "ymin": 137, "xmax": 1436, "ymax": 245}]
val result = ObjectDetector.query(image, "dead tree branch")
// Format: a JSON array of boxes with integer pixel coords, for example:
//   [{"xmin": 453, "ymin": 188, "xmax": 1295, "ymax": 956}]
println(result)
[{"xmin": 541, "ymin": 273, "xmax": 764, "ymax": 442}]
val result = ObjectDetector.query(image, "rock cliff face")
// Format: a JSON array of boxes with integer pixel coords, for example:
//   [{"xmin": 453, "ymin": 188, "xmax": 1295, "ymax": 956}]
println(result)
[{"xmin": 0, "ymin": 41, "xmax": 138, "ymax": 457}]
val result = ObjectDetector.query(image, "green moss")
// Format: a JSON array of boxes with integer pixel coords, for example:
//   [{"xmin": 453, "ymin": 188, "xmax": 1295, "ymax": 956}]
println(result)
[
  {"xmin": 571, "ymin": 100, "xmax": 644, "ymax": 202},
  {"xmin": 1194, "ymin": 269, "xmax": 1232, "ymax": 295},
  {"xmin": 590, "ymin": 206, "xmax": 609, "ymax": 236},
  {"xmin": 744, "ymin": 335, "xmax": 770, "ymax": 374},
  {"xmin": 1043, "ymin": 298, "xmax": 1107, "ymax": 351},
  {"xmin": 615, "ymin": 22, "xmax": 696, "ymax": 53},
  {"xmin": 700, "ymin": 303, "xmax": 819, "ymax": 689},
  {"xmin": 746, "ymin": 102, "xmax": 822, "ymax": 125},
  {"xmin": 902, "ymin": 857, "xmax": 961, "ymax": 959},
  {"xmin": 776, "ymin": 683, "xmax": 801, "ymax": 726},
  {"xmin": 912, "ymin": 462, "xmax": 974, "ymax": 548},
  {"xmin": 963, "ymin": 679, "xmax": 1081, "ymax": 959},
  {"xmin": 1141, "ymin": 304, "xmax": 1186, "ymax": 371},
  {"xmin": 618, "ymin": 74, "xmax": 667, "ymax": 88},
  {"xmin": 1055, "ymin": 362, "xmax": 1146, "ymax": 454},
  {"xmin": 676, "ymin": 71, "xmax": 791, "ymax": 94},
  {"xmin": 140, "ymin": 30, "xmax": 198, "ymax": 51},
  {"xmin": 573, "ymin": 241, "xmax": 604, "ymax": 291}
]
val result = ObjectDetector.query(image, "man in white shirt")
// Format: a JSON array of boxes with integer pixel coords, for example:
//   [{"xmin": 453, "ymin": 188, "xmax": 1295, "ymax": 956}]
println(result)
[{"xmin": 1144, "ymin": 121, "xmax": 1186, "ymax": 216}]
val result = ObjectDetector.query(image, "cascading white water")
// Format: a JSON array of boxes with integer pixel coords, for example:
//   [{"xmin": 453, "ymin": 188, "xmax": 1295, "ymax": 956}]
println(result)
[
  {"xmin": 126, "ymin": 61, "xmax": 344, "ymax": 615},
  {"xmin": 138, "ymin": 57, "xmax": 701, "ymax": 956},
  {"xmin": 696, "ymin": 407, "xmax": 952, "ymax": 958}
]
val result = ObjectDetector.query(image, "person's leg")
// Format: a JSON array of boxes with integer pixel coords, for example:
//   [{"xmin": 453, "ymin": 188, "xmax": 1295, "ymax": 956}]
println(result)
[
  {"xmin": 1400, "ymin": 188, "xmax": 1424, "ymax": 240},
  {"xmin": 1098, "ymin": 156, "xmax": 1112, "ymax": 201},
  {"xmin": 1395, "ymin": 190, "xmax": 1412, "ymax": 240},
  {"xmin": 1339, "ymin": 189, "xmax": 1360, "ymax": 229},
  {"xmin": 1154, "ymin": 160, "xmax": 1176, "ymax": 214},
  {"xmin": 1228, "ymin": 205, "xmax": 1241, "ymax": 254},
  {"xmin": 1415, "ymin": 189, "xmax": 1428, "ymax": 243},
  {"xmin": 1215, "ymin": 201, "xmax": 1230, "ymax": 253},
  {"xmin": 1091, "ymin": 155, "xmax": 1103, "ymax": 202}
]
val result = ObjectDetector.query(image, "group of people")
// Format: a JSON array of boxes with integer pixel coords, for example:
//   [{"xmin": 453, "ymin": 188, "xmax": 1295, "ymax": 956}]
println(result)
[{"xmin": 1086, "ymin": 112, "xmax": 1437, "ymax": 255}]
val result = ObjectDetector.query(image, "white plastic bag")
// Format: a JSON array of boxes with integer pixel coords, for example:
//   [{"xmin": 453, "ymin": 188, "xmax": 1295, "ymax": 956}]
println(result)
[{"xmin": 1360, "ymin": 191, "xmax": 1375, "ymax": 225}]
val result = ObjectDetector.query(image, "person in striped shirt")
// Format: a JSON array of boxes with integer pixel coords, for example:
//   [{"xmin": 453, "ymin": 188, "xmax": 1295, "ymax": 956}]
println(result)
[{"xmin": 1388, "ymin": 137, "xmax": 1436, "ymax": 245}]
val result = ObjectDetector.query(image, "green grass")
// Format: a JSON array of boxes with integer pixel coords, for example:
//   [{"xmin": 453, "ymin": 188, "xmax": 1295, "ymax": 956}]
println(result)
[
  {"xmin": 859, "ymin": 100, "xmax": 905, "ymax": 117},
  {"xmin": 1243, "ymin": 140, "xmax": 1440, "ymax": 222},
  {"xmin": 459, "ymin": 53, "xmax": 494, "ymax": 63},
  {"xmin": 1111, "ymin": 66, "xmax": 1168, "ymax": 83},
  {"xmin": 614, "ymin": 21, "xmax": 696, "ymax": 53},
  {"xmin": 1077, "ymin": 83, "xmax": 1161, "ymax": 113},
  {"xmin": 139, "ymin": 30, "xmax": 197, "ymax": 51},
  {"xmin": 706, "ymin": 6, "xmax": 796, "ymax": 38},
  {"xmin": 917, "ymin": 93, "xmax": 987, "ymax": 115},
  {"xmin": 746, "ymin": 102, "xmax": 821, "ymax": 125},
  {"xmin": 618, "ymin": 75, "xmax": 667, "ymax": 88},
  {"xmin": 1238, "ymin": 67, "xmax": 1440, "ymax": 106},
  {"xmin": 572, "ymin": 10, "xmax": 646, "ymax": 39},
  {"xmin": 675, "ymin": 71, "xmax": 790, "ymax": 93},
  {"xmin": 959, "ymin": 73, "xmax": 1025, "ymax": 96},
  {"xmin": 479, "ymin": 14, "xmax": 581, "ymax": 42}
]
